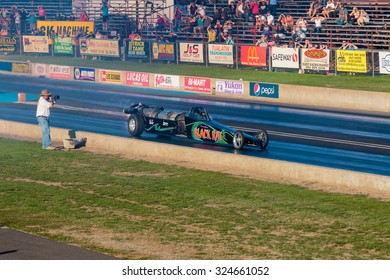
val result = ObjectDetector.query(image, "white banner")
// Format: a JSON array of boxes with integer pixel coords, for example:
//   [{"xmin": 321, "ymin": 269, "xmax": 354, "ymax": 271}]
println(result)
[
  {"xmin": 271, "ymin": 47, "xmax": 299, "ymax": 69},
  {"xmin": 49, "ymin": 65, "xmax": 70, "ymax": 79},
  {"xmin": 216, "ymin": 80, "xmax": 244, "ymax": 95},
  {"xmin": 301, "ymin": 48, "xmax": 330, "ymax": 71},
  {"xmin": 179, "ymin": 43, "xmax": 204, "ymax": 63},
  {"xmin": 379, "ymin": 51, "xmax": 390, "ymax": 74},
  {"xmin": 154, "ymin": 74, "xmax": 180, "ymax": 89},
  {"xmin": 208, "ymin": 44, "xmax": 233, "ymax": 65},
  {"xmin": 22, "ymin": 36, "xmax": 49, "ymax": 53}
]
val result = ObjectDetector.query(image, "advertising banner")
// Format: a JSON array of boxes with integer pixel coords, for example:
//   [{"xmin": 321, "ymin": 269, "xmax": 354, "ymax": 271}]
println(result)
[
  {"xmin": 49, "ymin": 65, "xmax": 70, "ymax": 79},
  {"xmin": 271, "ymin": 47, "xmax": 299, "ymax": 69},
  {"xmin": 179, "ymin": 43, "xmax": 204, "ymax": 63},
  {"xmin": 80, "ymin": 39, "xmax": 119, "ymax": 57},
  {"xmin": 250, "ymin": 82, "xmax": 279, "ymax": 99},
  {"xmin": 74, "ymin": 67, "xmax": 95, "ymax": 81},
  {"xmin": 154, "ymin": 74, "xmax": 180, "ymax": 89},
  {"xmin": 54, "ymin": 36, "xmax": 73, "ymax": 55},
  {"xmin": 152, "ymin": 42, "xmax": 175, "ymax": 61},
  {"xmin": 126, "ymin": 71, "xmax": 150, "ymax": 87},
  {"xmin": 37, "ymin": 20, "xmax": 94, "ymax": 37},
  {"xmin": 379, "ymin": 52, "xmax": 390, "ymax": 75},
  {"xmin": 216, "ymin": 80, "xmax": 244, "ymax": 95},
  {"xmin": 22, "ymin": 36, "xmax": 49, "ymax": 53},
  {"xmin": 0, "ymin": 36, "xmax": 17, "ymax": 53},
  {"xmin": 336, "ymin": 50, "xmax": 367, "ymax": 73},
  {"xmin": 12, "ymin": 62, "xmax": 29, "ymax": 73},
  {"xmin": 184, "ymin": 76, "xmax": 211, "ymax": 93},
  {"xmin": 34, "ymin": 64, "xmax": 47, "ymax": 76},
  {"xmin": 240, "ymin": 46, "xmax": 267, "ymax": 67},
  {"xmin": 301, "ymin": 48, "xmax": 330, "ymax": 71},
  {"xmin": 208, "ymin": 44, "xmax": 233, "ymax": 65},
  {"xmin": 127, "ymin": 40, "xmax": 149, "ymax": 59},
  {"xmin": 100, "ymin": 70, "xmax": 122, "ymax": 83},
  {"xmin": 0, "ymin": 61, "xmax": 12, "ymax": 72}
]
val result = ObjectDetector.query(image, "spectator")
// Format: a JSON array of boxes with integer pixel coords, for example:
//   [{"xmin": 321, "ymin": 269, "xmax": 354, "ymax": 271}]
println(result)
[
  {"xmin": 250, "ymin": 0, "xmax": 260, "ymax": 21},
  {"xmin": 203, "ymin": 15, "xmax": 213, "ymax": 30},
  {"xmin": 236, "ymin": 0, "xmax": 244, "ymax": 19},
  {"xmin": 223, "ymin": 19, "xmax": 234, "ymax": 34},
  {"xmin": 214, "ymin": 19, "xmax": 223, "ymax": 42},
  {"xmin": 1, "ymin": 7, "xmax": 8, "ymax": 19},
  {"xmin": 349, "ymin": 7, "xmax": 359, "ymax": 25},
  {"xmin": 278, "ymin": 13, "xmax": 287, "ymax": 27},
  {"xmin": 340, "ymin": 41, "xmax": 358, "ymax": 50},
  {"xmin": 266, "ymin": 11, "xmax": 274, "ymax": 26},
  {"xmin": 269, "ymin": 0, "xmax": 278, "ymax": 16},
  {"xmin": 196, "ymin": 4, "xmax": 206, "ymax": 17},
  {"xmin": 322, "ymin": 0, "xmax": 336, "ymax": 18},
  {"xmin": 193, "ymin": 15, "xmax": 204, "ymax": 37},
  {"xmin": 28, "ymin": 10, "xmax": 37, "ymax": 33},
  {"xmin": 256, "ymin": 35, "xmax": 268, "ymax": 46},
  {"xmin": 356, "ymin": 8, "xmax": 369, "ymax": 26},
  {"xmin": 336, "ymin": 5, "xmax": 347, "ymax": 26},
  {"xmin": 19, "ymin": 8, "xmax": 28, "ymax": 34},
  {"xmin": 243, "ymin": 1, "xmax": 251, "ymax": 22},
  {"xmin": 311, "ymin": 14, "xmax": 325, "ymax": 33},
  {"xmin": 259, "ymin": 1, "xmax": 268, "ymax": 15},
  {"xmin": 207, "ymin": 26, "xmax": 216, "ymax": 43},
  {"xmin": 163, "ymin": 14, "xmax": 171, "ymax": 31},
  {"xmin": 296, "ymin": 16, "xmax": 307, "ymax": 32},
  {"xmin": 222, "ymin": 32, "xmax": 235, "ymax": 45},
  {"xmin": 285, "ymin": 13, "xmax": 294, "ymax": 31},
  {"xmin": 155, "ymin": 15, "xmax": 166, "ymax": 32},
  {"xmin": 228, "ymin": 1, "xmax": 236, "ymax": 19},
  {"xmin": 188, "ymin": 2, "xmax": 197, "ymax": 17},
  {"xmin": 101, "ymin": 2, "xmax": 110, "ymax": 30},
  {"xmin": 38, "ymin": 6, "xmax": 46, "ymax": 20},
  {"xmin": 79, "ymin": 11, "xmax": 89, "ymax": 22},
  {"xmin": 173, "ymin": 6, "xmax": 182, "ymax": 32},
  {"xmin": 14, "ymin": 11, "xmax": 21, "ymax": 35}
]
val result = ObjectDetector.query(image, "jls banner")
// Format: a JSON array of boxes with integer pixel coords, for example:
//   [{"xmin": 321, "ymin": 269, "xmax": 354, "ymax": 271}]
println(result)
[
  {"xmin": 208, "ymin": 44, "xmax": 233, "ymax": 65},
  {"xmin": 54, "ymin": 36, "xmax": 73, "ymax": 55},
  {"xmin": 49, "ymin": 65, "xmax": 70, "ymax": 79},
  {"xmin": 152, "ymin": 42, "xmax": 175, "ymax": 61},
  {"xmin": 184, "ymin": 76, "xmax": 211, "ymax": 93},
  {"xmin": 216, "ymin": 80, "xmax": 244, "ymax": 95},
  {"xmin": 301, "ymin": 48, "xmax": 330, "ymax": 71},
  {"xmin": 240, "ymin": 46, "xmax": 267, "ymax": 67},
  {"xmin": 126, "ymin": 71, "xmax": 150, "ymax": 87},
  {"xmin": 336, "ymin": 50, "xmax": 367, "ymax": 73},
  {"xmin": 379, "ymin": 52, "xmax": 390, "ymax": 75},
  {"xmin": 179, "ymin": 43, "xmax": 204, "ymax": 63},
  {"xmin": 100, "ymin": 70, "xmax": 122, "ymax": 83},
  {"xmin": 37, "ymin": 21, "xmax": 94, "ymax": 37},
  {"xmin": 271, "ymin": 47, "xmax": 299, "ymax": 69},
  {"xmin": 80, "ymin": 39, "xmax": 119, "ymax": 57},
  {"xmin": 127, "ymin": 40, "xmax": 149, "ymax": 59},
  {"xmin": 154, "ymin": 74, "xmax": 180, "ymax": 89},
  {"xmin": 0, "ymin": 36, "xmax": 17, "ymax": 53},
  {"xmin": 22, "ymin": 36, "xmax": 49, "ymax": 53}
]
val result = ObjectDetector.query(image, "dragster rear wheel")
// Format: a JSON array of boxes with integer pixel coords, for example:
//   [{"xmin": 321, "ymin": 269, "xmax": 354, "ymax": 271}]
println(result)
[
  {"xmin": 255, "ymin": 129, "xmax": 269, "ymax": 150},
  {"xmin": 127, "ymin": 114, "xmax": 144, "ymax": 137},
  {"xmin": 233, "ymin": 131, "xmax": 245, "ymax": 150}
]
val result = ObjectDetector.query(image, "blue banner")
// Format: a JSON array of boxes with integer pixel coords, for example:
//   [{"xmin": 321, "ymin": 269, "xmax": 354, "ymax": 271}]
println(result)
[
  {"xmin": 0, "ymin": 61, "xmax": 13, "ymax": 72},
  {"xmin": 250, "ymin": 82, "xmax": 279, "ymax": 98},
  {"xmin": 74, "ymin": 67, "xmax": 95, "ymax": 81},
  {"xmin": 152, "ymin": 42, "xmax": 175, "ymax": 61}
]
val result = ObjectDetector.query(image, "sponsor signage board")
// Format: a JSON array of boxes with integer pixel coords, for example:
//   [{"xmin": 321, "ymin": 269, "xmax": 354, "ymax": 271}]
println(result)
[
  {"xmin": 12, "ymin": 62, "xmax": 29, "ymax": 73},
  {"xmin": 184, "ymin": 76, "xmax": 211, "ymax": 93},
  {"xmin": 127, "ymin": 40, "xmax": 149, "ymax": 59},
  {"xmin": 379, "ymin": 52, "xmax": 390, "ymax": 74},
  {"xmin": 100, "ymin": 70, "xmax": 122, "ymax": 83},
  {"xmin": 216, "ymin": 80, "xmax": 244, "ymax": 95},
  {"xmin": 49, "ymin": 64, "xmax": 70, "ymax": 79},
  {"xmin": 54, "ymin": 36, "xmax": 73, "ymax": 54},
  {"xmin": 301, "ymin": 48, "xmax": 330, "ymax": 71},
  {"xmin": 125, "ymin": 71, "xmax": 150, "ymax": 87},
  {"xmin": 37, "ymin": 20, "xmax": 94, "ymax": 37},
  {"xmin": 0, "ymin": 61, "xmax": 12, "ymax": 71},
  {"xmin": 271, "ymin": 47, "xmax": 299, "ymax": 69},
  {"xmin": 208, "ymin": 44, "xmax": 233, "ymax": 65},
  {"xmin": 74, "ymin": 67, "xmax": 95, "ymax": 81},
  {"xmin": 154, "ymin": 74, "xmax": 180, "ymax": 89},
  {"xmin": 0, "ymin": 36, "xmax": 17, "ymax": 53},
  {"xmin": 179, "ymin": 43, "xmax": 204, "ymax": 63},
  {"xmin": 336, "ymin": 50, "xmax": 367, "ymax": 73},
  {"xmin": 240, "ymin": 46, "xmax": 267, "ymax": 67},
  {"xmin": 250, "ymin": 82, "xmax": 279, "ymax": 98},
  {"xmin": 22, "ymin": 36, "xmax": 49, "ymax": 53},
  {"xmin": 152, "ymin": 42, "xmax": 175, "ymax": 61},
  {"xmin": 80, "ymin": 39, "xmax": 120, "ymax": 57},
  {"xmin": 35, "ymin": 64, "xmax": 46, "ymax": 76}
]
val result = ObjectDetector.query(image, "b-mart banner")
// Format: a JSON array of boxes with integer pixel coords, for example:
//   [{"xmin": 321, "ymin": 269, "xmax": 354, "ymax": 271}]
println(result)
[
  {"xmin": 80, "ymin": 39, "xmax": 119, "ymax": 57},
  {"xmin": 271, "ymin": 47, "xmax": 299, "ymax": 69},
  {"xmin": 37, "ymin": 20, "xmax": 94, "ymax": 37},
  {"xmin": 179, "ymin": 43, "xmax": 204, "ymax": 63},
  {"xmin": 379, "ymin": 52, "xmax": 390, "ymax": 75},
  {"xmin": 184, "ymin": 76, "xmax": 211, "ymax": 93},
  {"xmin": 336, "ymin": 50, "xmax": 367, "ymax": 73},
  {"xmin": 22, "ymin": 36, "xmax": 49, "ymax": 53},
  {"xmin": 301, "ymin": 48, "xmax": 330, "ymax": 71},
  {"xmin": 208, "ymin": 44, "xmax": 233, "ymax": 65},
  {"xmin": 100, "ymin": 70, "xmax": 122, "ymax": 83},
  {"xmin": 240, "ymin": 46, "xmax": 267, "ymax": 67}
]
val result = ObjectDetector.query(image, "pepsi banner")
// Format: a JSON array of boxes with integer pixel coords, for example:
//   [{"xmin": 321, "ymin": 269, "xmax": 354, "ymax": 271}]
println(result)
[
  {"xmin": 74, "ymin": 67, "xmax": 95, "ymax": 81},
  {"xmin": 271, "ymin": 47, "xmax": 299, "ymax": 69},
  {"xmin": 250, "ymin": 82, "xmax": 279, "ymax": 99}
]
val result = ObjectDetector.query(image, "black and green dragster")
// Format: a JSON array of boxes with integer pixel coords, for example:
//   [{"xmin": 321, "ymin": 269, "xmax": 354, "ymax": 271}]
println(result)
[{"xmin": 123, "ymin": 103, "xmax": 269, "ymax": 150}]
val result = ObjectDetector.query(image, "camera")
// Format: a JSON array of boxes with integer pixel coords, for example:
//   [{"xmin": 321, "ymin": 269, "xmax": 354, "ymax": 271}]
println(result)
[{"xmin": 52, "ymin": 95, "xmax": 60, "ymax": 102}]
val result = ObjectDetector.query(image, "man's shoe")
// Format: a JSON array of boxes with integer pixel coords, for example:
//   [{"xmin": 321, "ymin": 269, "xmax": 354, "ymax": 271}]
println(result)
[{"xmin": 43, "ymin": 146, "xmax": 56, "ymax": 150}]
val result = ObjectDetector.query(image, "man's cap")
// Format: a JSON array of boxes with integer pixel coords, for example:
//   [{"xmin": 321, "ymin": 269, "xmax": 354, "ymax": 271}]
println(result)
[{"xmin": 41, "ymin": 89, "xmax": 51, "ymax": 96}]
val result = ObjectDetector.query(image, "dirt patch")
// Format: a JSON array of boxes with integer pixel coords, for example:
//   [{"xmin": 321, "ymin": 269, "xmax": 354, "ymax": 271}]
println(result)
[{"xmin": 112, "ymin": 171, "xmax": 177, "ymax": 178}]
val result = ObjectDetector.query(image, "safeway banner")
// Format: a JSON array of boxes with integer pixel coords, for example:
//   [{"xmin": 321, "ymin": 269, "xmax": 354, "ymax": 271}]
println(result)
[
  {"xmin": 179, "ymin": 43, "xmax": 204, "ymax": 63},
  {"xmin": 22, "ymin": 36, "xmax": 49, "ymax": 53},
  {"xmin": 301, "ymin": 48, "xmax": 330, "ymax": 71},
  {"xmin": 271, "ymin": 47, "xmax": 299, "ymax": 69},
  {"xmin": 184, "ymin": 76, "xmax": 211, "ymax": 93},
  {"xmin": 208, "ymin": 44, "xmax": 233, "ymax": 65},
  {"xmin": 379, "ymin": 52, "xmax": 390, "ymax": 74},
  {"xmin": 336, "ymin": 50, "xmax": 367, "ymax": 73},
  {"xmin": 240, "ymin": 46, "xmax": 267, "ymax": 67},
  {"xmin": 126, "ymin": 71, "xmax": 150, "ymax": 87}
]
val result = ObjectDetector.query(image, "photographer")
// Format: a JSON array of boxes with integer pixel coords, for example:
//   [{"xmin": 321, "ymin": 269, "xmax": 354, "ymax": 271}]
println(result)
[{"xmin": 36, "ymin": 89, "xmax": 58, "ymax": 150}]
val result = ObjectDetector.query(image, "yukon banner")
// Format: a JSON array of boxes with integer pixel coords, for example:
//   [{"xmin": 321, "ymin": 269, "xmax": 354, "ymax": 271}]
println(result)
[
  {"xmin": 100, "ymin": 70, "xmax": 122, "ymax": 83},
  {"xmin": 126, "ymin": 71, "xmax": 150, "ymax": 87},
  {"xmin": 240, "ymin": 46, "xmax": 267, "ymax": 67},
  {"xmin": 179, "ymin": 43, "xmax": 204, "ymax": 63},
  {"xmin": 154, "ymin": 74, "xmax": 180, "ymax": 89},
  {"xmin": 22, "ymin": 36, "xmax": 49, "ymax": 53},
  {"xmin": 379, "ymin": 52, "xmax": 390, "ymax": 74},
  {"xmin": 336, "ymin": 50, "xmax": 367, "ymax": 73},
  {"xmin": 74, "ymin": 67, "xmax": 95, "ymax": 81},
  {"xmin": 301, "ymin": 48, "xmax": 330, "ymax": 71},
  {"xmin": 80, "ymin": 39, "xmax": 119, "ymax": 57},
  {"xmin": 152, "ymin": 42, "xmax": 175, "ymax": 61},
  {"xmin": 54, "ymin": 36, "xmax": 73, "ymax": 55},
  {"xmin": 216, "ymin": 80, "xmax": 244, "ymax": 95},
  {"xmin": 184, "ymin": 76, "xmax": 211, "ymax": 93},
  {"xmin": 208, "ymin": 44, "xmax": 233, "ymax": 65},
  {"xmin": 250, "ymin": 82, "xmax": 279, "ymax": 99},
  {"xmin": 37, "ymin": 20, "xmax": 94, "ymax": 37},
  {"xmin": 49, "ymin": 65, "xmax": 70, "ymax": 79},
  {"xmin": 127, "ymin": 40, "xmax": 149, "ymax": 59},
  {"xmin": 0, "ymin": 36, "xmax": 17, "ymax": 53},
  {"xmin": 271, "ymin": 47, "xmax": 299, "ymax": 69}
]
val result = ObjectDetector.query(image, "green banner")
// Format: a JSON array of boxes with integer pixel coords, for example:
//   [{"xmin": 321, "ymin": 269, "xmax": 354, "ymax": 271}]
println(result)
[{"xmin": 54, "ymin": 36, "xmax": 73, "ymax": 55}]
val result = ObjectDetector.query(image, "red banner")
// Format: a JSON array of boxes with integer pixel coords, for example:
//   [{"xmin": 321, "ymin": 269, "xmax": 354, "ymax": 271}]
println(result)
[
  {"xmin": 126, "ymin": 71, "xmax": 150, "ymax": 87},
  {"xmin": 240, "ymin": 46, "xmax": 267, "ymax": 67},
  {"xmin": 184, "ymin": 77, "xmax": 211, "ymax": 93}
]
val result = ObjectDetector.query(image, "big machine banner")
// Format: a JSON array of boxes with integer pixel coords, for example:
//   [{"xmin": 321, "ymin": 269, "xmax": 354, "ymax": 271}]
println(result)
[
  {"xmin": 37, "ymin": 21, "xmax": 94, "ymax": 37},
  {"xmin": 184, "ymin": 76, "xmax": 211, "ymax": 93},
  {"xmin": 22, "ymin": 36, "xmax": 49, "ymax": 53},
  {"xmin": 80, "ymin": 39, "xmax": 119, "ymax": 57},
  {"xmin": 301, "ymin": 48, "xmax": 330, "ymax": 71},
  {"xmin": 54, "ymin": 36, "xmax": 73, "ymax": 55},
  {"xmin": 126, "ymin": 71, "xmax": 150, "ymax": 87},
  {"xmin": 208, "ymin": 44, "xmax": 233, "ymax": 65},
  {"xmin": 179, "ymin": 43, "xmax": 204, "ymax": 63},
  {"xmin": 379, "ymin": 52, "xmax": 390, "ymax": 75},
  {"xmin": 154, "ymin": 74, "xmax": 180, "ymax": 89},
  {"xmin": 0, "ymin": 36, "xmax": 17, "ymax": 53},
  {"xmin": 271, "ymin": 47, "xmax": 299, "ymax": 69},
  {"xmin": 152, "ymin": 42, "xmax": 175, "ymax": 61},
  {"xmin": 336, "ymin": 50, "xmax": 367, "ymax": 73},
  {"xmin": 127, "ymin": 40, "xmax": 149, "ymax": 59},
  {"xmin": 240, "ymin": 46, "xmax": 267, "ymax": 67}
]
